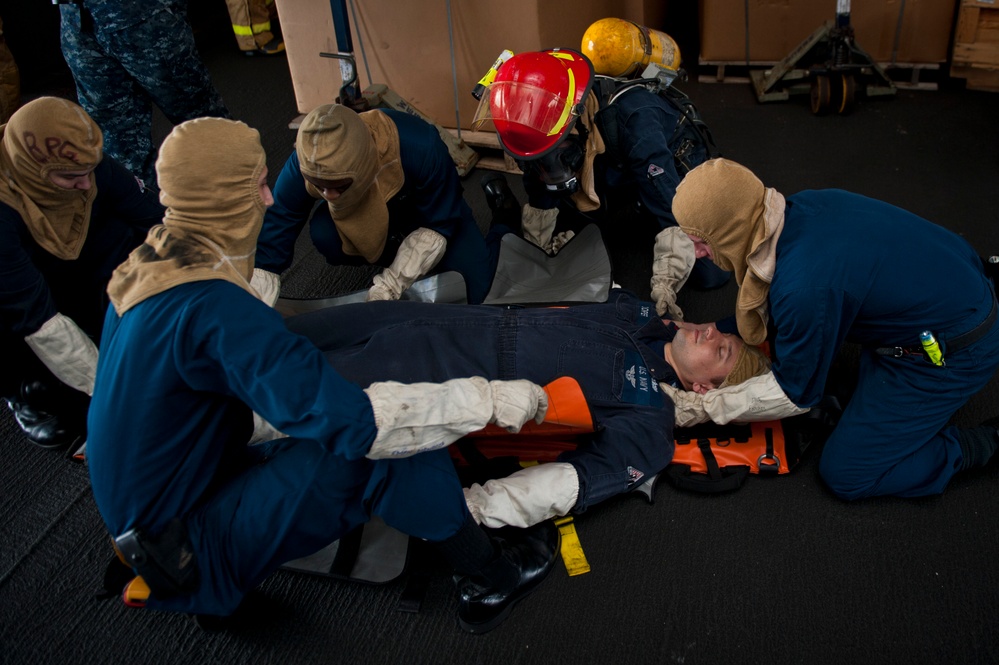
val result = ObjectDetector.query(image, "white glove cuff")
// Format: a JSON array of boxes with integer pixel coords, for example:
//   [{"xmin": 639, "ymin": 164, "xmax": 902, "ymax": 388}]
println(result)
[
  {"xmin": 464, "ymin": 462, "xmax": 579, "ymax": 529},
  {"xmin": 521, "ymin": 203, "xmax": 559, "ymax": 250},
  {"xmin": 364, "ymin": 378, "xmax": 493, "ymax": 459},
  {"xmin": 662, "ymin": 372, "xmax": 809, "ymax": 427},
  {"xmin": 248, "ymin": 412, "xmax": 288, "ymax": 444},
  {"xmin": 650, "ymin": 227, "xmax": 696, "ymax": 318},
  {"xmin": 250, "ymin": 268, "xmax": 281, "ymax": 308},
  {"xmin": 24, "ymin": 313, "xmax": 98, "ymax": 395},
  {"xmin": 367, "ymin": 228, "xmax": 447, "ymax": 301},
  {"xmin": 700, "ymin": 372, "xmax": 809, "ymax": 423}
]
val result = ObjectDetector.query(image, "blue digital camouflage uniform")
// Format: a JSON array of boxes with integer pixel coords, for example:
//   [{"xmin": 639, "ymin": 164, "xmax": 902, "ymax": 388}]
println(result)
[{"xmin": 58, "ymin": 0, "xmax": 229, "ymax": 187}]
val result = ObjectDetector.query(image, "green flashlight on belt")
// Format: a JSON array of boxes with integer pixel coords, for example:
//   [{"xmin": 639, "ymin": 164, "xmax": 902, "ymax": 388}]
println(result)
[{"xmin": 920, "ymin": 330, "xmax": 945, "ymax": 367}]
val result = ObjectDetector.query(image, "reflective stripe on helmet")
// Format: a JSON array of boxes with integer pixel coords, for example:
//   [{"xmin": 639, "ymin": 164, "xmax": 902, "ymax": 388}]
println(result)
[{"xmin": 547, "ymin": 67, "xmax": 575, "ymax": 137}]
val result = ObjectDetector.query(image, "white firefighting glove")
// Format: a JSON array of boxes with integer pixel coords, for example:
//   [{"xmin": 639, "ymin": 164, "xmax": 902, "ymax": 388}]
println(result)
[
  {"xmin": 24, "ymin": 312, "xmax": 98, "ymax": 396},
  {"xmin": 649, "ymin": 227, "xmax": 695, "ymax": 321},
  {"xmin": 661, "ymin": 372, "xmax": 809, "ymax": 427},
  {"xmin": 250, "ymin": 268, "xmax": 281, "ymax": 307},
  {"xmin": 549, "ymin": 230, "xmax": 575, "ymax": 255},
  {"xmin": 366, "ymin": 228, "xmax": 447, "ymax": 301},
  {"xmin": 464, "ymin": 462, "xmax": 579, "ymax": 529},
  {"xmin": 363, "ymin": 377, "xmax": 548, "ymax": 459},
  {"xmin": 521, "ymin": 203, "xmax": 565, "ymax": 255}
]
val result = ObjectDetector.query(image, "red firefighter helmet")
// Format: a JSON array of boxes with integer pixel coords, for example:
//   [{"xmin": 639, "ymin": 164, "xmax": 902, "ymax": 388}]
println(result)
[{"xmin": 473, "ymin": 48, "xmax": 595, "ymax": 160}]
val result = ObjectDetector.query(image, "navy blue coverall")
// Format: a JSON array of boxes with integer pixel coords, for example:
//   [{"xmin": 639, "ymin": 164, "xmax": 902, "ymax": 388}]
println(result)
[
  {"xmin": 524, "ymin": 86, "xmax": 727, "ymax": 288},
  {"xmin": 769, "ymin": 190, "xmax": 999, "ymax": 500},
  {"xmin": 87, "ymin": 281, "xmax": 469, "ymax": 617},
  {"xmin": 286, "ymin": 289, "xmax": 680, "ymax": 512},
  {"xmin": 0, "ymin": 156, "xmax": 162, "ymax": 395}
]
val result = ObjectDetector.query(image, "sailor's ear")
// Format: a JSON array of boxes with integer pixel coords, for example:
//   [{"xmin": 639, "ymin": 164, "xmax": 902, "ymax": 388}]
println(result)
[{"xmin": 691, "ymin": 382, "xmax": 713, "ymax": 395}]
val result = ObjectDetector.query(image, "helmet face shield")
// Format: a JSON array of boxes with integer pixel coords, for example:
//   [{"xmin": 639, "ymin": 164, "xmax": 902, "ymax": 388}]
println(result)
[{"xmin": 473, "ymin": 81, "xmax": 579, "ymax": 140}]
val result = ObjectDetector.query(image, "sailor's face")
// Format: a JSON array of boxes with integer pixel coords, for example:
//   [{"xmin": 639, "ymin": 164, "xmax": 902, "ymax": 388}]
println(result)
[
  {"xmin": 303, "ymin": 174, "xmax": 353, "ymax": 202},
  {"xmin": 671, "ymin": 323, "xmax": 740, "ymax": 390},
  {"xmin": 49, "ymin": 167, "xmax": 95, "ymax": 190},
  {"xmin": 686, "ymin": 234, "xmax": 714, "ymax": 260},
  {"xmin": 259, "ymin": 168, "xmax": 274, "ymax": 207}
]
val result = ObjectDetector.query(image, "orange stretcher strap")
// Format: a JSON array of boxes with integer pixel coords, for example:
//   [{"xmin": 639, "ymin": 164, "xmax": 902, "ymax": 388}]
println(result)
[{"xmin": 671, "ymin": 422, "xmax": 790, "ymax": 475}]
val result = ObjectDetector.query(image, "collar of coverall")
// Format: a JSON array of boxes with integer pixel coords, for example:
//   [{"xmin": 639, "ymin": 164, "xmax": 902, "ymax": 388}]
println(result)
[
  {"xmin": 107, "ymin": 118, "xmax": 267, "ymax": 315},
  {"xmin": 0, "ymin": 96, "xmax": 102, "ymax": 260},
  {"xmin": 296, "ymin": 105, "xmax": 404, "ymax": 263},
  {"xmin": 673, "ymin": 158, "xmax": 786, "ymax": 346}
]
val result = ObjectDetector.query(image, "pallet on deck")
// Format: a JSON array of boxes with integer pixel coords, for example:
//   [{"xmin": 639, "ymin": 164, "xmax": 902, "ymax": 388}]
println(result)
[
  {"xmin": 445, "ymin": 128, "xmax": 522, "ymax": 174},
  {"xmin": 697, "ymin": 59, "xmax": 941, "ymax": 90}
]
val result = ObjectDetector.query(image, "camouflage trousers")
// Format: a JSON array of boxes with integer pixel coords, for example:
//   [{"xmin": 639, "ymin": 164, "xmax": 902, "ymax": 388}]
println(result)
[
  {"xmin": 0, "ymin": 16, "xmax": 21, "ymax": 123},
  {"xmin": 59, "ymin": 3, "xmax": 229, "ymax": 187}
]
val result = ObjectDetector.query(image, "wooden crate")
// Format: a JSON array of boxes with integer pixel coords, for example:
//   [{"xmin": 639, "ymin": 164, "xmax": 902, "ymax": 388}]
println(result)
[
  {"xmin": 952, "ymin": 0, "xmax": 999, "ymax": 91},
  {"xmin": 445, "ymin": 128, "xmax": 522, "ymax": 175},
  {"xmin": 951, "ymin": 64, "xmax": 999, "ymax": 90}
]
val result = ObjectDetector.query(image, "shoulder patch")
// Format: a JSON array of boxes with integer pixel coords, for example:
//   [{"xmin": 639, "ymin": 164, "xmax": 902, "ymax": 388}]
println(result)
[{"xmin": 627, "ymin": 466, "xmax": 645, "ymax": 485}]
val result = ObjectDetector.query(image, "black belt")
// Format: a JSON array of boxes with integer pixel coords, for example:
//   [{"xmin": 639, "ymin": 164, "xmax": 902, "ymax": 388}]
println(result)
[{"xmin": 875, "ymin": 297, "xmax": 998, "ymax": 359}]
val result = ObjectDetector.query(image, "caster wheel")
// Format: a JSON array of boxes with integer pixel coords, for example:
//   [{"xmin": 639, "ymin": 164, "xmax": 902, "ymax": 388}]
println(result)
[
  {"xmin": 810, "ymin": 75, "xmax": 831, "ymax": 115},
  {"xmin": 836, "ymin": 74, "xmax": 857, "ymax": 115}
]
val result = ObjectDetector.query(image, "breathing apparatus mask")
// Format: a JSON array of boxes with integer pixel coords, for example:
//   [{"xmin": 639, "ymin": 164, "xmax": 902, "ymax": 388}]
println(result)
[{"xmin": 518, "ymin": 131, "xmax": 586, "ymax": 194}]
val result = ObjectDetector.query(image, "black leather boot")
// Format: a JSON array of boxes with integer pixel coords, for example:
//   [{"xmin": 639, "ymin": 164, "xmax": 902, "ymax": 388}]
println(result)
[
  {"xmin": 481, "ymin": 172, "xmax": 519, "ymax": 213},
  {"xmin": 482, "ymin": 172, "xmax": 523, "ymax": 236},
  {"xmin": 957, "ymin": 417, "xmax": 999, "ymax": 470},
  {"xmin": 5, "ymin": 380, "xmax": 86, "ymax": 450},
  {"xmin": 435, "ymin": 516, "xmax": 559, "ymax": 634}
]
